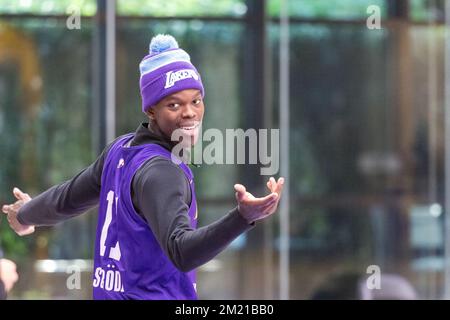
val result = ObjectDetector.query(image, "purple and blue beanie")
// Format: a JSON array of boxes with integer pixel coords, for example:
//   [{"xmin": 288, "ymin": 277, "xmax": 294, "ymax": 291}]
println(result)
[{"xmin": 139, "ymin": 34, "xmax": 205, "ymax": 113}]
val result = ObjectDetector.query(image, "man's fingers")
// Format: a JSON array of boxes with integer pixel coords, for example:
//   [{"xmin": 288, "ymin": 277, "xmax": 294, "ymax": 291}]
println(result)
[
  {"xmin": 234, "ymin": 184, "xmax": 247, "ymax": 202},
  {"xmin": 261, "ymin": 204, "xmax": 277, "ymax": 216},
  {"xmin": 238, "ymin": 180, "xmax": 281, "ymax": 207},
  {"xmin": 18, "ymin": 226, "xmax": 35, "ymax": 237},
  {"xmin": 247, "ymin": 192, "xmax": 278, "ymax": 207},
  {"xmin": 260, "ymin": 197, "xmax": 279, "ymax": 213},
  {"xmin": 2, "ymin": 204, "xmax": 17, "ymax": 215},
  {"xmin": 234, "ymin": 184, "xmax": 246, "ymax": 193},
  {"xmin": 266, "ymin": 177, "xmax": 276, "ymax": 193},
  {"xmin": 275, "ymin": 177, "xmax": 285, "ymax": 197},
  {"xmin": 266, "ymin": 177, "xmax": 284, "ymax": 196},
  {"xmin": 2, "ymin": 205, "xmax": 9, "ymax": 214},
  {"xmin": 3, "ymin": 200, "xmax": 23, "ymax": 213},
  {"xmin": 13, "ymin": 187, "xmax": 30, "ymax": 201},
  {"xmin": 270, "ymin": 177, "xmax": 276, "ymax": 190},
  {"xmin": 13, "ymin": 187, "xmax": 23, "ymax": 200}
]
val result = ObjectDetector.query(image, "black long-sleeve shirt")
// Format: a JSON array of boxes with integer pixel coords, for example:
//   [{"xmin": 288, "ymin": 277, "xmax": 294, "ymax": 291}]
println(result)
[{"xmin": 17, "ymin": 123, "xmax": 253, "ymax": 272}]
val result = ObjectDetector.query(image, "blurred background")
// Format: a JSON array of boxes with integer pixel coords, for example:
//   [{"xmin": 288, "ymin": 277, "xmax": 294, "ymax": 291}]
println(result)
[{"xmin": 0, "ymin": 0, "xmax": 450, "ymax": 300}]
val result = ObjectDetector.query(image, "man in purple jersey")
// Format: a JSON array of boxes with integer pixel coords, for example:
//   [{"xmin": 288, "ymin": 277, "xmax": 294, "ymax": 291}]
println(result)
[{"xmin": 2, "ymin": 34, "xmax": 284, "ymax": 300}]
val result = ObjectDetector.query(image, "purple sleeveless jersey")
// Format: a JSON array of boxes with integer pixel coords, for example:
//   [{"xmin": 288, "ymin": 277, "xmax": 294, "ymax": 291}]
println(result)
[{"xmin": 92, "ymin": 134, "xmax": 198, "ymax": 300}]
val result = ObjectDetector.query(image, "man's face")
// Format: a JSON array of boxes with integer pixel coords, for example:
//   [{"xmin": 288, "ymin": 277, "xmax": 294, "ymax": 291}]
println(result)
[{"xmin": 148, "ymin": 89, "xmax": 204, "ymax": 147}]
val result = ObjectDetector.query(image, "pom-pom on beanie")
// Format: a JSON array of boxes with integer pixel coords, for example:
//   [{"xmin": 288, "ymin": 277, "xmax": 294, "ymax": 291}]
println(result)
[{"xmin": 139, "ymin": 34, "xmax": 205, "ymax": 113}]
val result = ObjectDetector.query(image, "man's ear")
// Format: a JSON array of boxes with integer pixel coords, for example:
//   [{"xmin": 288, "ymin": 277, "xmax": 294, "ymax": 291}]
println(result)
[{"xmin": 146, "ymin": 109, "xmax": 155, "ymax": 121}]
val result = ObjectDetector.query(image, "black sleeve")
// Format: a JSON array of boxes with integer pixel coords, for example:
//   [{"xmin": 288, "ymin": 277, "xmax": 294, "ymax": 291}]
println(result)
[
  {"xmin": 132, "ymin": 158, "xmax": 254, "ymax": 273},
  {"xmin": 16, "ymin": 140, "xmax": 116, "ymax": 226}
]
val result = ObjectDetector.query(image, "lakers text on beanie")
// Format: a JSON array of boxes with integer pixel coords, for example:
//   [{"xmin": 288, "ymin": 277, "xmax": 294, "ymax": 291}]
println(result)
[{"xmin": 139, "ymin": 34, "xmax": 205, "ymax": 113}]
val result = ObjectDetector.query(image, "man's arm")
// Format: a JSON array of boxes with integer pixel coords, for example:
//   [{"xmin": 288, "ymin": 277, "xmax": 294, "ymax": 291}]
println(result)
[
  {"xmin": 133, "ymin": 159, "xmax": 254, "ymax": 273},
  {"xmin": 13, "ymin": 140, "xmax": 116, "ymax": 227}
]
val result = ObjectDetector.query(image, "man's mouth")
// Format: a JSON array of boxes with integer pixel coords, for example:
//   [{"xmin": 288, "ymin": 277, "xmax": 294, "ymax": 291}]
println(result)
[{"xmin": 179, "ymin": 122, "xmax": 200, "ymax": 131}]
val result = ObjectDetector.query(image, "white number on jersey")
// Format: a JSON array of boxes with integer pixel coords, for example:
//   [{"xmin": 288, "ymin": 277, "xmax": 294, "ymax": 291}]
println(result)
[{"xmin": 99, "ymin": 190, "xmax": 121, "ymax": 261}]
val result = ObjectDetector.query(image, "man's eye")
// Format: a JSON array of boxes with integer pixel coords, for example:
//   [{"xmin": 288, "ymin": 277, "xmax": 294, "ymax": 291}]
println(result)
[
  {"xmin": 168, "ymin": 103, "xmax": 180, "ymax": 108},
  {"xmin": 193, "ymin": 99, "xmax": 201, "ymax": 105}
]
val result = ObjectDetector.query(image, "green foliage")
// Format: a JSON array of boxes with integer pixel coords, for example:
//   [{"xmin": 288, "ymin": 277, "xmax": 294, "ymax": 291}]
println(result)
[
  {"xmin": 0, "ymin": 0, "xmax": 96, "ymax": 15},
  {"xmin": 0, "ymin": 0, "xmax": 394, "ymax": 20},
  {"xmin": 117, "ymin": 0, "xmax": 246, "ymax": 17},
  {"xmin": 0, "ymin": 219, "xmax": 30, "ymax": 260},
  {"xmin": 0, "ymin": 0, "xmax": 244, "ymax": 17},
  {"xmin": 268, "ymin": 0, "xmax": 386, "ymax": 19}
]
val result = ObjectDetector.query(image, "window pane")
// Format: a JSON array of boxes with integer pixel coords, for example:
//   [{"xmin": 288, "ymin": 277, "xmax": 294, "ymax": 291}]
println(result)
[
  {"xmin": 0, "ymin": 17, "xmax": 95, "ymax": 298},
  {"xmin": 270, "ymin": 17, "xmax": 446, "ymax": 298},
  {"xmin": 270, "ymin": 23, "xmax": 391, "ymax": 196}
]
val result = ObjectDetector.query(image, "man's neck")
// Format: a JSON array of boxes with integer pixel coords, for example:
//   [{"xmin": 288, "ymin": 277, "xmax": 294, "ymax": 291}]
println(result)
[{"xmin": 147, "ymin": 122, "xmax": 177, "ymax": 149}]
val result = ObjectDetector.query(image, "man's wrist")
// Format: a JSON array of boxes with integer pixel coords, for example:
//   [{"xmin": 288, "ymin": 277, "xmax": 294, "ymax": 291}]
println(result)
[
  {"xmin": 16, "ymin": 210, "xmax": 28, "ymax": 226},
  {"xmin": 235, "ymin": 207, "xmax": 255, "ymax": 226}
]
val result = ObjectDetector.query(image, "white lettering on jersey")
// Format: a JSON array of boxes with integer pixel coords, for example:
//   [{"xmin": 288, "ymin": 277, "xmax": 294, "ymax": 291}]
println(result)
[{"xmin": 93, "ymin": 266, "xmax": 125, "ymax": 293}]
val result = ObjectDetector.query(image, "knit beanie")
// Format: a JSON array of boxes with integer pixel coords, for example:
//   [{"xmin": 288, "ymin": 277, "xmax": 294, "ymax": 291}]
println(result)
[{"xmin": 139, "ymin": 34, "xmax": 205, "ymax": 113}]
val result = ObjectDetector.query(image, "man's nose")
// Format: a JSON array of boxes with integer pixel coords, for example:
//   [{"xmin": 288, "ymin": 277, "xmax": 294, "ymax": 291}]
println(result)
[{"xmin": 181, "ymin": 104, "xmax": 196, "ymax": 118}]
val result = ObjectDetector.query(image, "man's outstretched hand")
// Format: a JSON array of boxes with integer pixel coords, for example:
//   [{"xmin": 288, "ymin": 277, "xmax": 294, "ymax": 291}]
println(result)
[
  {"xmin": 2, "ymin": 187, "xmax": 35, "ymax": 236},
  {"xmin": 234, "ymin": 177, "xmax": 284, "ymax": 224}
]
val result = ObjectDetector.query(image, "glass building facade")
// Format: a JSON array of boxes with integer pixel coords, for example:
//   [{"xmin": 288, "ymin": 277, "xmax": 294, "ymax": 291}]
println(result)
[{"xmin": 0, "ymin": 0, "xmax": 449, "ymax": 299}]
